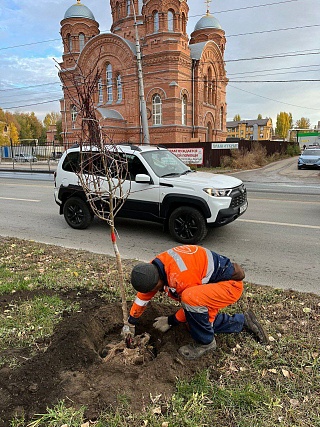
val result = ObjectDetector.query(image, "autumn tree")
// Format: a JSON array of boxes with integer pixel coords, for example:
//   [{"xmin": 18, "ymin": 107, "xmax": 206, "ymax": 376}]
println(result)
[
  {"xmin": 0, "ymin": 108, "xmax": 20, "ymax": 145},
  {"xmin": 14, "ymin": 112, "xmax": 45, "ymax": 143},
  {"xmin": 0, "ymin": 122, "xmax": 8, "ymax": 146},
  {"xmin": 43, "ymin": 112, "xmax": 61, "ymax": 129},
  {"xmin": 43, "ymin": 112, "xmax": 63, "ymax": 144},
  {"xmin": 275, "ymin": 112, "xmax": 292, "ymax": 140},
  {"xmin": 233, "ymin": 114, "xmax": 241, "ymax": 121},
  {"xmin": 9, "ymin": 123, "xmax": 19, "ymax": 143},
  {"xmin": 55, "ymin": 119, "xmax": 63, "ymax": 143},
  {"xmin": 295, "ymin": 117, "xmax": 311, "ymax": 130}
]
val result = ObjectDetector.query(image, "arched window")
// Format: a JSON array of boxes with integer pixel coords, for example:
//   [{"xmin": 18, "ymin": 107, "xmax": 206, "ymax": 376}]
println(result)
[
  {"xmin": 181, "ymin": 13, "xmax": 186, "ymax": 33},
  {"xmin": 98, "ymin": 78, "xmax": 103, "ymax": 104},
  {"xmin": 152, "ymin": 94, "xmax": 162, "ymax": 125},
  {"xmin": 126, "ymin": 0, "xmax": 130, "ymax": 16},
  {"xmin": 116, "ymin": 1, "xmax": 120, "ymax": 19},
  {"xmin": 79, "ymin": 33, "xmax": 85, "ymax": 52},
  {"xmin": 153, "ymin": 11, "xmax": 159, "ymax": 32},
  {"xmin": 106, "ymin": 63, "xmax": 113, "ymax": 102},
  {"xmin": 182, "ymin": 94, "xmax": 187, "ymax": 125},
  {"xmin": 71, "ymin": 105, "xmax": 77, "ymax": 128},
  {"xmin": 168, "ymin": 10, "xmax": 174, "ymax": 32},
  {"xmin": 203, "ymin": 75, "xmax": 208, "ymax": 103},
  {"xmin": 116, "ymin": 74, "xmax": 123, "ymax": 101},
  {"xmin": 220, "ymin": 107, "xmax": 224, "ymax": 130},
  {"xmin": 208, "ymin": 68, "xmax": 212, "ymax": 105},
  {"xmin": 67, "ymin": 34, "xmax": 72, "ymax": 51},
  {"xmin": 206, "ymin": 122, "xmax": 212, "ymax": 142}
]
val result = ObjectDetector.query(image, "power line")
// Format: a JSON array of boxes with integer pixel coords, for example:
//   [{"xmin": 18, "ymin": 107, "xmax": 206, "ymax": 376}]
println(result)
[
  {"xmin": 225, "ymin": 50, "xmax": 320, "ymax": 62},
  {"xmin": 3, "ymin": 62, "xmax": 318, "ymax": 96},
  {"xmin": 229, "ymin": 69, "xmax": 320, "ymax": 78},
  {"xmin": 228, "ymin": 84, "xmax": 319, "ymax": 111},
  {"xmin": 212, "ymin": 0, "xmax": 299, "ymax": 14},
  {"xmin": 0, "ymin": 82, "xmax": 61, "ymax": 92},
  {"xmin": 228, "ymin": 63, "xmax": 320, "ymax": 76},
  {"xmin": 2, "ymin": 49, "xmax": 320, "ymax": 93},
  {"xmin": 0, "ymin": 0, "xmax": 309, "ymax": 51},
  {"xmin": 3, "ymin": 74, "xmax": 320, "ymax": 110},
  {"xmin": 0, "ymin": 39, "xmax": 60, "ymax": 51},
  {"xmin": 229, "ymin": 79, "xmax": 320, "ymax": 82},
  {"xmin": 3, "ymin": 99, "xmax": 61, "ymax": 109},
  {"xmin": 2, "ymin": 22, "xmax": 318, "ymax": 51},
  {"xmin": 227, "ymin": 24, "xmax": 320, "ymax": 38}
]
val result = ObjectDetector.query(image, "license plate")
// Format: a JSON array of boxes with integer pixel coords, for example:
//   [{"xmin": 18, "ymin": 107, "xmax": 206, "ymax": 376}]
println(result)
[{"xmin": 239, "ymin": 202, "xmax": 248, "ymax": 214}]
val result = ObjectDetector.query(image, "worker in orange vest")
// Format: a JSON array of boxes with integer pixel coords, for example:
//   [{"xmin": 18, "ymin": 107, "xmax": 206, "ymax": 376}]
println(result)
[{"xmin": 123, "ymin": 245, "xmax": 268, "ymax": 360}]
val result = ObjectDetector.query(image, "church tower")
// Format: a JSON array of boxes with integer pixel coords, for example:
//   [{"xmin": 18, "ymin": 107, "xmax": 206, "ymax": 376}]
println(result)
[{"xmin": 60, "ymin": 0, "xmax": 100, "ymax": 69}]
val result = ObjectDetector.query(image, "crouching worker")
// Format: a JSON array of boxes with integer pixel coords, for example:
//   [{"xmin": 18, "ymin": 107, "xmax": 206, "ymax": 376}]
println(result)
[{"xmin": 123, "ymin": 245, "xmax": 268, "ymax": 360}]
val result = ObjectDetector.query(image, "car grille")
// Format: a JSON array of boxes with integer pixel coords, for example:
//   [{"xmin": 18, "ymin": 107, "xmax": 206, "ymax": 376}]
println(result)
[{"xmin": 230, "ymin": 185, "xmax": 247, "ymax": 208}]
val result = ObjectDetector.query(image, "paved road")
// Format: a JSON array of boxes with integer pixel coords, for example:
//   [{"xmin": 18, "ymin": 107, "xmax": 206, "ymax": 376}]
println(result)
[{"xmin": 0, "ymin": 157, "xmax": 319, "ymax": 294}]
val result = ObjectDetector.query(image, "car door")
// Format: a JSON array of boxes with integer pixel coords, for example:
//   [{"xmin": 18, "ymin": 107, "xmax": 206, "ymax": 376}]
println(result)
[{"xmin": 118, "ymin": 153, "xmax": 161, "ymax": 221}]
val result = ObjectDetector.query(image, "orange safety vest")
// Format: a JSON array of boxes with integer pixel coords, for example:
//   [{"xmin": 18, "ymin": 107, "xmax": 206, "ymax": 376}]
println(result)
[{"xmin": 129, "ymin": 245, "xmax": 219, "ymax": 321}]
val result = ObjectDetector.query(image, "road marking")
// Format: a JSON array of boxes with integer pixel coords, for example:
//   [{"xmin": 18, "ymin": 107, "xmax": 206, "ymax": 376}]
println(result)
[
  {"xmin": 0, "ymin": 196, "xmax": 40, "ymax": 202},
  {"xmin": 4, "ymin": 183, "xmax": 52, "ymax": 188},
  {"xmin": 239, "ymin": 218, "xmax": 320, "ymax": 229},
  {"xmin": 249, "ymin": 198, "xmax": 320, "ymax": 205}
]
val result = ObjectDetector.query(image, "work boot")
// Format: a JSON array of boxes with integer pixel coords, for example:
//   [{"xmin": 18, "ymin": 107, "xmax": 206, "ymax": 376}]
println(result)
[
  {"xmin": 178, "ymin": 338, "xmax": 216, "ymax": 360},
  {"xmin": 244, "ymin": 310, "xmax": 269, "ymax": 344}
]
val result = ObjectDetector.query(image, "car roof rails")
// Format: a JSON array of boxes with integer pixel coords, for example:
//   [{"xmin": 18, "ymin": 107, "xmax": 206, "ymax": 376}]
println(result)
[{"xmin": 121, "ymin": 143, "xmax": 142, "ymax": 151}]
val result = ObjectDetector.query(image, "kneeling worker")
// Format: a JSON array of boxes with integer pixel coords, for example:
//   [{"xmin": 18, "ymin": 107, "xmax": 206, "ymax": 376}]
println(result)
[{"xmin": 123, "ymin": 245, "xmax": 268, "ymax": 360}]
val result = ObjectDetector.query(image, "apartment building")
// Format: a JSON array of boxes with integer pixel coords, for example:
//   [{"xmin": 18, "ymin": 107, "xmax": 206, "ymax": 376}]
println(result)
[{"xmin": 226, "ymin": 118, "xmax": 273, "ymax": 140}]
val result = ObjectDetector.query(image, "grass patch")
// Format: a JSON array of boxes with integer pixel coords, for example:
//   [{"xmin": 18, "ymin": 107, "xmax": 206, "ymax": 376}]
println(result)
[
  {"xmin": 201, "ymin": 142, "xmax": 301, "ymax": 171},
  {"xmin": 0, "ymin": 295, "xmax": 79, "ymax": 352}
]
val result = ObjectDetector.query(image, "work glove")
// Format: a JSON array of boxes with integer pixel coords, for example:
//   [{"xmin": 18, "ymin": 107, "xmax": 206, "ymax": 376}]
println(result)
[
  {"xmin": 121, "ymin": 323, "xmax": 135, "ymax": 338},
  {"xmin": 153, "ymin": 316, "xmax": 171, "ymax": 333}
]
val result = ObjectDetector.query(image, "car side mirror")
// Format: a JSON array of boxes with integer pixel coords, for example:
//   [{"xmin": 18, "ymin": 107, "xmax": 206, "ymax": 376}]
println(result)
[{"xmin": 135, "ymin": 174, "xmax": 151, "ymax": 183}]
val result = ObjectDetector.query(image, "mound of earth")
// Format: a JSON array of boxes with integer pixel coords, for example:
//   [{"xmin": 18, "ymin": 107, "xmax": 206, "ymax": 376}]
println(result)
[{"xmin": 0, "ymin": 290, "xmax": 225, "ymax": 426}]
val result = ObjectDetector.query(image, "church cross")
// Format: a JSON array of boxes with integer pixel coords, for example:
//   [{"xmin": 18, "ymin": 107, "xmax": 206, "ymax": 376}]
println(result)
[{"xmin": 205, "ymin": 0, "xmax": 212, "ymax": 15}]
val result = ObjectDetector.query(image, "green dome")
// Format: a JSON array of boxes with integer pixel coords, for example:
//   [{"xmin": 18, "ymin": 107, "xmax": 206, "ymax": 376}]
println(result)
[
  {"xmin": 194, "ymin": 14, "xmax": 222, "ymax": 31},
  {"xmin": 64, "ymin": 1, "xmax": 95, "ymax": 20}
]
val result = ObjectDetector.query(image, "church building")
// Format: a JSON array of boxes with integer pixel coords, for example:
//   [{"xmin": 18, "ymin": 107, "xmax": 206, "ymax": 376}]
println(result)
[{"xmin": 59, "ymin": 0, "xmax": 228, "ymax": 145}]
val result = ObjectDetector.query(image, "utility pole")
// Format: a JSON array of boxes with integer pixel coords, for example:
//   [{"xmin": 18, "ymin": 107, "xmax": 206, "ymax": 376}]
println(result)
[{"xmin": 131, "ymin": 0, "xmax": 150, "ymax": 145}]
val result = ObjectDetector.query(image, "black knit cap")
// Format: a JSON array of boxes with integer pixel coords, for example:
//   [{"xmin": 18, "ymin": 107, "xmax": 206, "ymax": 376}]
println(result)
[{"xmin": 131, "ymin": 263, "xmax": 160, "ymax": 293}]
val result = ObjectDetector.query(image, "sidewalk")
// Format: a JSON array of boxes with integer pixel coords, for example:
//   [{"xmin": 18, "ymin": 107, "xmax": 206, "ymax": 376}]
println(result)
[{"xmin": 0, "ymin": 161, "xmax": 56, "ymax": 173}]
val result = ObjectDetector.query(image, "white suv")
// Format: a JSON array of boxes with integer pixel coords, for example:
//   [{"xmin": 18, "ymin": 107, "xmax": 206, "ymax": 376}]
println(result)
[{"xmin": 54, "ymin": 144, "xmax": 247, "ymax": 244}]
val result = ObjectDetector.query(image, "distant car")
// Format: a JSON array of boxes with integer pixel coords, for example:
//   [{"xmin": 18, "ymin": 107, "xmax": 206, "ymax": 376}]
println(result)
[
  {"xmin": 13, "ymin": 153, "xmax": 38, "ymax": 162},
  {"xmin": 297, "ymin": 149, "xmax": 320, "ymax": 169}
]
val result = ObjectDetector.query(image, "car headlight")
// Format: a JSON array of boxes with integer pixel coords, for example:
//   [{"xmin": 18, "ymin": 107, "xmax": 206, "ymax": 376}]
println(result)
[{"xmin": 203, "ymin": 188, "xmax": 232, "ymax": 197}]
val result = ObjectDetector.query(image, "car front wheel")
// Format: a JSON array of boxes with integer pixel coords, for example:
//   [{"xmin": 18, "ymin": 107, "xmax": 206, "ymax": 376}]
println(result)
[
  {"xmin": 168, "ymin": 206, "xmax": 207, "ymax": 244},
  {"xmin": 63, "ymin": 197, "xmax": 93, "ymax": 229}
]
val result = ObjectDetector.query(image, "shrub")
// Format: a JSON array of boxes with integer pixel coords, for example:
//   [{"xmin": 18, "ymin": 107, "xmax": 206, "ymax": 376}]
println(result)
[
  {"xmin": 286, "ymin": 143, "xmax": 301, "ymax": 156},
  {"xmin": 220, "ymin": 143, "xmax": 268, "ymax": 170}
]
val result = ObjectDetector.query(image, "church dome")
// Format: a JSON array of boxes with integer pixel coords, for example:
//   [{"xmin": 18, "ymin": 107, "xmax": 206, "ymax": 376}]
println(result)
[
  {"xmin": 194, "ymin": 13, "xmax": 222, "ymax": 31},
  {"xmin": 64, "ymin": 1, "xmax": 95, "ymax": 21}
]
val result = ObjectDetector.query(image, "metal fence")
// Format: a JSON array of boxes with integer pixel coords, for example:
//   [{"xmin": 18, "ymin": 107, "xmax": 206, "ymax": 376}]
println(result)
[{"xmin": 0, "ymin": 139, "xmax": 295, "ymax": 171}]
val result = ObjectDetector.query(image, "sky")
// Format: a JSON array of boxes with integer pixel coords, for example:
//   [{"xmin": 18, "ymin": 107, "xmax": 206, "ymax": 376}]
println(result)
[{"xmin": 0, "ymin": 0, "xmax": 319, "ymax": 129}]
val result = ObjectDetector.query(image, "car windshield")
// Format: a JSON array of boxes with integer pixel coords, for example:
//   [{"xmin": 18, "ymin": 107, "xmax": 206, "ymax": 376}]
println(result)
[
  {"xmin": 302, "ymin": 150, "xmax": 320, "ymax": 156},
  {"xmin": 141, "ymin": 149, "xmax": 191, "ymax": 177}
]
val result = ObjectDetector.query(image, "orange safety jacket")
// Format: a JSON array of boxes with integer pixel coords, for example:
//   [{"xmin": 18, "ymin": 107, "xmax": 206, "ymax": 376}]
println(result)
[{"xmin": 129, "ymin": 245, "xmax": 235, "ymax": 324}]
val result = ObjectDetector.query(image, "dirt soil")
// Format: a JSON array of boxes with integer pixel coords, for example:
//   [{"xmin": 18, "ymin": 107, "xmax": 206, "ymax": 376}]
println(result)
[{"xmin": 0, "ymin": 289, "xmax": 221, "ymax": 426}]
